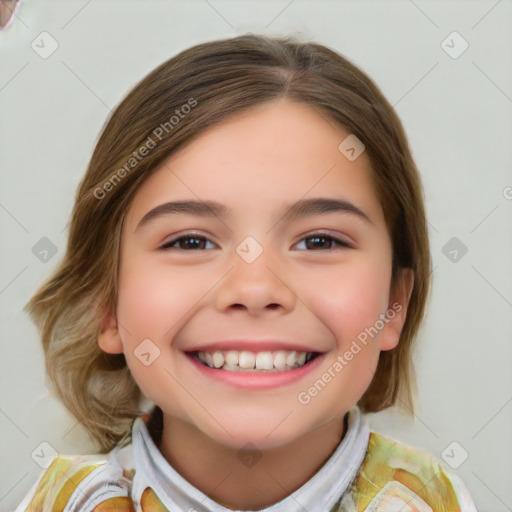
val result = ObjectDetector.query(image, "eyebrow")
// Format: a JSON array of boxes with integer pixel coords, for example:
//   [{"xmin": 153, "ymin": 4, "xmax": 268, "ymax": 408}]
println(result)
[{"xmin": 134, "ymin": 197, "xmax": 374, "ymax": 232}]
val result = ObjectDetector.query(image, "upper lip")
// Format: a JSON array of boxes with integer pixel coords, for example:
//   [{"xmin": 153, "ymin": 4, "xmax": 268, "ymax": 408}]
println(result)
[{"xmin": 184, "ymin": 340, "xmax": 323, "ymax": 354}]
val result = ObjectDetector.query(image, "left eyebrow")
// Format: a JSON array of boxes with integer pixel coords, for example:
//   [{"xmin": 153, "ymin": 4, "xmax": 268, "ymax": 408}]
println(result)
[{"xmin": 134, "ymin": 197, "xmax": 374, "ymax": 232}]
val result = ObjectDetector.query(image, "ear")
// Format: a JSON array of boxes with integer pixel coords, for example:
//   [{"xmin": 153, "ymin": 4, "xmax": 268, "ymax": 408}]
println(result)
[
  {"xmin": 97, "ymin": 305, "xmax": 124, "ymax": 354},
  {"xmin": 379, "ymin": 268, "xmax": 415, "ymax": 351}
]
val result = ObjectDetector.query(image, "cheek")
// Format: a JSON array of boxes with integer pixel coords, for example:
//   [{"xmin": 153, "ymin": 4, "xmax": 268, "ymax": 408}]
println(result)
[
  {"xmin": 303, "ymin": 256, "xmax": 391, "ymax": 342},
  {"xmin": 115, "ymin": 262, "xmax": 193, "ymax": 411},
  {"xmin": 116, "ymin": 256, "xmax": 237, "ymax": 375},
  {"xmin": 117, "ymin": 276, "xmax": 169, "ymax": 338},
  {"xmin": 116, "ymin": 261, "xmax": 201, "ymax": 341}
]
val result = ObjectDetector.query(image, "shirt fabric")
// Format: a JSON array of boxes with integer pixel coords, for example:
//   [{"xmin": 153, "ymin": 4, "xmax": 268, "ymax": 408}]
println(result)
[{"xmin": 15, "ymin": 406, "xmax": 477, "ymax": 511}]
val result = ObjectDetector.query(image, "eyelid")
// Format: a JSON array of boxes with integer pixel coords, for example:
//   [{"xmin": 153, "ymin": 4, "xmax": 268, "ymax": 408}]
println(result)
[
  {"xmin": 294, "ymin": 230, "xmax": 354, "ymax": 250},
  {"xmin": 298, "ymin": 229, "xmax": 354, "ymax": 246},
  {"xmin": 160, "ymin": 230, "xmax": 215, "ymax": 249}
]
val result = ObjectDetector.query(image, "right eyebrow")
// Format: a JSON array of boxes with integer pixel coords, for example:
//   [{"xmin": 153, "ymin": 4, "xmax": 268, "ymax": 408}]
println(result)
[{"xmin": 134, "ymin": 200, "xmax": 231, "ymax": 232}]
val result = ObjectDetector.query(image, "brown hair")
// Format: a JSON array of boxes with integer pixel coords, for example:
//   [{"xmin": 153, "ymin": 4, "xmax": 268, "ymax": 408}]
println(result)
[{"xmin": 24, "ymin": 33, "xmax": 431, "ymax": 451}]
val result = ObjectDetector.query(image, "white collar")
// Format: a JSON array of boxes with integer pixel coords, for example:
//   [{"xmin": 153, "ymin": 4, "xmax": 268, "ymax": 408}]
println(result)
[{"xmin": 131, "ymin": 406, "xmax": 370, "ymax": 511}]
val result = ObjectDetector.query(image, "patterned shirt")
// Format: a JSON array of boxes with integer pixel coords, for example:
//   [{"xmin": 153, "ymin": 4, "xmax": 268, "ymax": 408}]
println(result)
[{"xmin": 15, "ymin": 407, "xmax": 477, "ymax": 511}]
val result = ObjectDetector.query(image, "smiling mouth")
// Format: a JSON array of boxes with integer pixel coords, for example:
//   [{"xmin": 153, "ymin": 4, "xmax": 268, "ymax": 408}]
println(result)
[{"xmin": 190, "ymin": 350, "xmax": 321, "ymax": 372}]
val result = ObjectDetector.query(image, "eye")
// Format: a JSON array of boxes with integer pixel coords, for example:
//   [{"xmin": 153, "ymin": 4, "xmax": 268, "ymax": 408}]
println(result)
[
  {"xmin": 160, "ymin": 234, "xmax": 216, "ymax": 251},
  {"xmin": 295, "ymin": 232, "xmax": 352, "ymax": 251}
]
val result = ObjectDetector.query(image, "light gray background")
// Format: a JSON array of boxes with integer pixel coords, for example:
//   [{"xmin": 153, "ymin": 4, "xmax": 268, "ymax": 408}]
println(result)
[{"xmin": 1, "ymin": 1, "xmax": 511, "ymax": 510}]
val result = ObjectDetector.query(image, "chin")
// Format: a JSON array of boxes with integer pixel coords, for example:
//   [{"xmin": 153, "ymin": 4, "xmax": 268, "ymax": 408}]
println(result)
[{"xmin": 201, "ymin": 413, "xmax": 315, "ymax": 452}]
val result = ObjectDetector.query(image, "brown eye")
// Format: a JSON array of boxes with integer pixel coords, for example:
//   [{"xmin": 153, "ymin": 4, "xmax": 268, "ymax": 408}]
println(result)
[
  {"xmin": 296, "ymin": 233, "xmax": 352, "ymax": 251},
  {"xmin": 161, "ymin": 235, "xmax": 215, "ymax": 250}
]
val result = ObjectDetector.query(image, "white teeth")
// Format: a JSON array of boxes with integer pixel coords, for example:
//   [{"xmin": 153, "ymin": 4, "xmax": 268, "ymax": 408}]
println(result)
[
  {"xmin": 195, "ymin": 349, "xmax": 315, "ymax": 372},
  {"xmin": 286, "ymin": 351, "xmax": 297, "ymax": 366},
  {"xmin": 204, "ymin": 352, "xmax": 214, "ymax": 367},
  {"xmin": 225, "ymin": 350, "xmax": 238, "ymax": 366},
  {"xmin": 238, "ymin": 351, "xmax": 255, "ymax": 369},
  {"xmin": 212, "ymin": 351, "xmax": 224, "ymax": 368},
  {"xmin": 255, "ymin": 352, "xmax": 274, "ymax": 370},
  {"xmin": 273, "ymin": 351, "xmax": 288, "ymax": 370}
]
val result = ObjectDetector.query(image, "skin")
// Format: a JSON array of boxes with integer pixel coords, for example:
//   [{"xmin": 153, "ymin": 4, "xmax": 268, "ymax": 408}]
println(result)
[{"xmin": 98, "ymin": 98, "xmax": 414, "ymax": 509}]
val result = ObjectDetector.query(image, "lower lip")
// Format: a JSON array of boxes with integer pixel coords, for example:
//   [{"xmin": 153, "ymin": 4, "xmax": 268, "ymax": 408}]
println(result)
[{"xmin": 186, "ymin": 353, "xmax": 326, "ymax": 390}]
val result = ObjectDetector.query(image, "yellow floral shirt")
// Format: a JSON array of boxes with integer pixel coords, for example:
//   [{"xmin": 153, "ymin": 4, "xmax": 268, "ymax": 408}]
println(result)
[{"xmin": 15, "ymin": 408, "xmax": 476, "ymax": 512}]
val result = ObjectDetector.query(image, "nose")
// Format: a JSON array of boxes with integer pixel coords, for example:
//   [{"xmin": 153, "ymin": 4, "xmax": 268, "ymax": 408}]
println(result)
[{"xmin": 213, "ymin": 241, "xmax": 297, "ymax": 316}]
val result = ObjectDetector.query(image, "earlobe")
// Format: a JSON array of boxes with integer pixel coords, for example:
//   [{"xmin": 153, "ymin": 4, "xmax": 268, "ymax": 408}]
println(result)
[
  {"xmin": 379, "ymin": 268, "xmax": 415, "ymax": 351},
  {"xmin": 97, "ymin": 305, "xmax": 124, "ymax": 354}
]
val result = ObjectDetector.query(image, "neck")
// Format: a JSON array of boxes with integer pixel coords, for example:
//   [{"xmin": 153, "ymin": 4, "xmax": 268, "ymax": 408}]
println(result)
[{"xmin": 157, "ymin": 412, "xmax": 347, "ymax": 510}]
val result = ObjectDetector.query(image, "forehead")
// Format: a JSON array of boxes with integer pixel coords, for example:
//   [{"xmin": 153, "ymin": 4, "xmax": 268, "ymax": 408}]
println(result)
[{"xmin": 124, "ymin": 99, "xmax": 386, "ymax": 232}]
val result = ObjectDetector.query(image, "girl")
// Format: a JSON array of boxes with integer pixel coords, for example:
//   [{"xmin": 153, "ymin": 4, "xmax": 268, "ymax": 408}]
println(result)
[{"xmin": 16, "ymin": 34, "xmax": 476, "ymax": 511}]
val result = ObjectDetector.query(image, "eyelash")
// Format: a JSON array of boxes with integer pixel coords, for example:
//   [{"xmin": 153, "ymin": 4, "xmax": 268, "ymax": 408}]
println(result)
[{"xmin": 159, "ymin": 232, "xmax": 353, "ymax": 251}]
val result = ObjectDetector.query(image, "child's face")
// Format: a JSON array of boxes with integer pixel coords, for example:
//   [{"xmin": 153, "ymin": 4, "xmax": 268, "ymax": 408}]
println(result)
[{"xmin": 99, "ymin": 98, "xmax": 413, "ymax": 449}]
